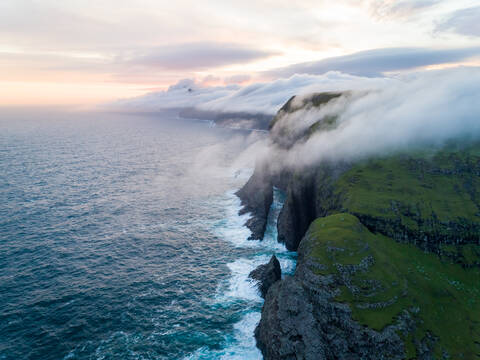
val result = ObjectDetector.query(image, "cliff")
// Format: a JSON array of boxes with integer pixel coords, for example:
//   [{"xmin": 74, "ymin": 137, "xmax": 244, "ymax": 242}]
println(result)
[
  {"xmin": 237, "ymin": 92, "xmax": 480, "ymax": 359},
  {"xmin": 279, "ymin": 146, "xmax": 480, "ymax": 254},
  {"xmin": 257, "ymin": 214, "xmax": 480, "ymax": 359},
  {"xmin": 236, "ymin": 162, "xmax": 273, "ymax": 240}
]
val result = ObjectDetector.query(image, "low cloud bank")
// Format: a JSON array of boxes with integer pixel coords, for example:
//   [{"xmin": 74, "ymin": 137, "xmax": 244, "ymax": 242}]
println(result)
[
  {"xmin": 264, "ymin": 67, "xmax": 480, "ymax": 170},
  {"xmin": 110, "ymin": 66, "xmax": 480, "ymax": 172},
  {"xmin": 111, "ymin": 72, "xmax": 392, "ymax": 115}
]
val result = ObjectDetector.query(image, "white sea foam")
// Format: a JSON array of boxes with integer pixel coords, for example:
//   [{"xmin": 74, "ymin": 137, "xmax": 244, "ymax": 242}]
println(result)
[
  {"xmin": 217, "ymin": 255, "xmax": 270, "ymax": 302},
  {"xmin": 213, "ymin": 189, "xmax": 293, "ymax": 252},
  {"xmin": 212, "ymin": 191, "xmax": 254, "ymax": 248},
  {"xmin": 276, "ymin": 254, "xmax": 297, "ymax": 276},
  {"xmin": 184, "ymin": 311, "xmax": 262, "ymax": 360},
  {"xmin": 190, "ymin": 185, "xmax": 296, "ymax": 360},
  {"xmin": 219, "ymin": 312, "xmax": 263, "ymax": 360}
]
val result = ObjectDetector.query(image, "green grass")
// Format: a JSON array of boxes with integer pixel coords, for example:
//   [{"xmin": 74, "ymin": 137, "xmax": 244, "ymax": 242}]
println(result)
[
  {"xmin": 441, "ymin": 243, "xmax": 480, "ymax": 267},
  {"xmin": 307, "ymin": 115, "xmax": 338, "ymax": 137},
  {"xmin": 269, "ymin": 92, "xmax": 343, "ymax": 130},
  {"xmin": 462, "ymin": 244, "xmax": 480, "ymax": 266},
  {"xmin": 305, "ymin": 214, "xmax": 480, "ymax": 359},
  {"xmin": 337, "ymin": 153, "xmax": 480, "ymax": 222},
  {"xmin": 333, "ymin": 145, "xmax": 480, "ymax": 250}
]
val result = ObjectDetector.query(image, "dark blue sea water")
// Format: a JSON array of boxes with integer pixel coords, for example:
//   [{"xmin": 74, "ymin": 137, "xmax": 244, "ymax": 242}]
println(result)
[{"xmin": 0, "ymin": 110, "xmax": 295, "ymax": 360}]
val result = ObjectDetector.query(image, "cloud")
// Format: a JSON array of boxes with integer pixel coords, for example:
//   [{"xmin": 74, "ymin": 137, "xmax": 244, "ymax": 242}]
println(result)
[
  {"xmin": 123, "ymin": 42, "xmax": 279, "ymax": 71},
  {"xmin": 0, "ymin": 1, "xmax": 122, "ymax": 51},
  {"xmin": 110, "ymin": 72, "xmax": 393, "ymax": 114},
  {"xmin": 436, "ymin": 6, "xmax": 480, "ymax": 37},
  {"xmin": 109, "ymin": 79, "xmax": 238, "ymax": 111},
  {"xmin": 368, "ymin": 0, "xmax": 441, "ymax": 19},
  {"xmin": 224, "ymin": 74, "xmax": 251, "ymax": 85},
  {"xmin": 268, "ymin": 47, "xmax": 480, "ymax": 77},
  {"xmin": 0, "ymin": 43, "xmax": 274, "ymax": 85},
  {"xmin": 109, "ymin": 66, "xmax": 480, "ymax": 177},
  {"xmin": 263, "ymin": 67, "xmax": 480, "ymax": 170}
]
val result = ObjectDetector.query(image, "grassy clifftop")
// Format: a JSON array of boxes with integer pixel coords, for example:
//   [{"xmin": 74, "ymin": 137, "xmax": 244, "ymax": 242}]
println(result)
[
  {"xmin": 255, "ymin": 93, "xmax": 480, "ymax": 359},
  {"xmin": 270, "ymin": 91, "xmax": 480, "ymax": 253},
  {"xmin": 304, "ymin": 213, "xmax": 480, "ymax": 359},
  {"xmin": 269, "ymin": 92, "xmax": 343, "ymax": 130},
  {"xmin": 300, "ymin": 145, "xmax": 480, "ymax": 358},
  {"xmin": 334, "ymin": 145, "xmax": 480, "ymax": 255}
]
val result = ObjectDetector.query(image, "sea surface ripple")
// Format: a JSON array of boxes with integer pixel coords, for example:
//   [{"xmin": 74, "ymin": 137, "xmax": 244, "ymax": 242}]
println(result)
[{"xmin": 0, "ymin": 110, "xmax": 294, "ymax": 360}]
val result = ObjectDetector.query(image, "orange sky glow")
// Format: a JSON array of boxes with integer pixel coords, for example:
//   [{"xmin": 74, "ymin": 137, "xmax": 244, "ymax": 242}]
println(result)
[{"xmin": 1, "ymin": 0, "xmax": 480, "ymax": 106}]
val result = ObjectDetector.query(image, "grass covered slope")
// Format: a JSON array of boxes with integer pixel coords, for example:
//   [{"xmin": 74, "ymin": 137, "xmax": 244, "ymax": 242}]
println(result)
[
  {"xmin": 305, "ymin": 213, "xmax": 480, "ymax": 359},
  {"xmin": 255, "ymin": 93, "xmax": 480, "ymax": 359},
  {"xmin": 269, "ymin": 92, "xmax": 343, "ymax": 130},
  {"xmin": 334, "ymin": 144, "xmax": 480, "ymax": 253}
]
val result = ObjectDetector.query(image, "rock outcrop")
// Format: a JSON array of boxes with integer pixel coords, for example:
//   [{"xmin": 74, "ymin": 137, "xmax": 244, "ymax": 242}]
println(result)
[
  {"xmin": 236, "ymin": 162, "xmax": 273, "ymax": 240},
  {"xmin": 255, "ymin": 274, "xmax": 411, "ymax": 360},
  {"xmin": 277, "ymin": 163, "xmax": 347, "ymax": 251},
  {"xmin": 236, "ymin": 92, "xmax": 347, "ymax": 243},
  {"xmin": 249, "ymin": 255, "xmax": 282, "ymax": 298},
  {"xmin": 238, "ymin": 93, "xmax": 480, "ymax": 359},
  {"xmin": 256, "ymin": 213, "xmax": 480, "ymax": 359},
  {"xmin": 255, "ymin": 215, "xmax": 420, "ymax": 359}
]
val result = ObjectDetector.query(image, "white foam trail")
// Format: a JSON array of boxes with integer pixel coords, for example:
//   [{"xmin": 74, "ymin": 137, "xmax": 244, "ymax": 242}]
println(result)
[
  {"xmin": 216, "ymin": 256, "xmax": 270, "ymax": 303},
  {"xmin": 213, "ymin": 253, "xmax": 296, "ymax": 305},
  {"xmin": 189, "ymin": 186, "xmax": 296, "ymax": 360},
  {"xmin": 213, "ymin": 191, "xmax": 254, "ymax": 248},
  {"xmin": 219, "ymin": 312, "xmax": 262, "ymax": 360},
  {"xmin": 277, "ymin": 255, "xmax": 297, "ymax": 276},
  {"xmin": 185, "ymin": 312, "xmax": 262, "ymax": 360},
  {"xmin": 213, "ymin": 189, "xmax": 294, "ymax": 252}
]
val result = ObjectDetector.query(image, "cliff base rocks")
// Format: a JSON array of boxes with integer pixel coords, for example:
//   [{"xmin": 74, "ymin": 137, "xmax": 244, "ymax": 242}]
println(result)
[
  {"xmin": 256, "ymin": 214, "xmax": 480, "ymax": 359},
  {"xmin": 249, "ymin": 255, "xmax": 281, "ymax": 298}
]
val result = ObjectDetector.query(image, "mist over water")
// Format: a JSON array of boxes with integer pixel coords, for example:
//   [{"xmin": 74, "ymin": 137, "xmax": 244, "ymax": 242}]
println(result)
[{"xmin": 0, "ymin": 110, "xmax": 292, "ymax": 359}]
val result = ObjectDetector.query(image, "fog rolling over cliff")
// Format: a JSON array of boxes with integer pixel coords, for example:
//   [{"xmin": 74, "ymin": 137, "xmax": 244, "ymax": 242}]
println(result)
[
  {"xmin": 235, "ymin": 67, "xmax": 480, "ymax": 359},
  {"xmin": 108, "ymin": 72, "xmax": 392, "ymax": 126},
  {"xmin": 114, "ymin": 67, "xmax": 480, "ymax": 171},
  {"xmin": 257, "ymin": 67, "xmax": 480, "ymax": 172}
]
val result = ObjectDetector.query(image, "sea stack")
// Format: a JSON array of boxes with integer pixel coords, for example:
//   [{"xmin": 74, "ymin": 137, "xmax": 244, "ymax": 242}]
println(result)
[{"xmin": 249, "ymin": 255, "xmax": 282, "ymax": 298}]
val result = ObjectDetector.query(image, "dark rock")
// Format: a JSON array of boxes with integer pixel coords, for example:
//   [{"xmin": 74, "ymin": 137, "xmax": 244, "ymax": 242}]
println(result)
[
  {"xmin": 236, "ymin": 92, "xmax": 349, "ymax": 243},
  {"xmin": 277, "ymin": 163, "xmax": 347, "ymax": 251},
  {"xmin": 269, "ymin": 92, "xmax": 344, "ymax": 131},
  {"xmin": 249, "ymin": 93, "xmax": 480, "ymax": 359},
  {"xmin": 255, "ymin": 230, "xmax": 413, "ymax": 360},
  {"xmin": 236, "ymin": 163, "xmax": 273, "ymax": 240},
  {"xmin": 249, "ymin": 255, "xmax": 282, "ymax": 298}
]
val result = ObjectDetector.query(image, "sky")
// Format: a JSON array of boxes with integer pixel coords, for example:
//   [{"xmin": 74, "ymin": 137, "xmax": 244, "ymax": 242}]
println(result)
[{"xmin": 2, "ymin": 0, "xmax": 480, "ymax": 106}]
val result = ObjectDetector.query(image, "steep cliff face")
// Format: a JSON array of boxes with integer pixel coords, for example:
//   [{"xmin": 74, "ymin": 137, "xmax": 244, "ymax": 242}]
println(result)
[
  {"xmin": 269, "ymin": 92, "xmax": 344, "ymax": 132},
  {"xmin": 236, "ymin": 162, "xmax": 273, "ymax": 240},
  {"xmin": 267, "ymin": 93, "xmax": 480, "ymax": 253},
  {"xmin": 336, "ymin": 150, "xmax": 480, "ymax": 252},
  {"xmin": 237, "ymin": 92, "xmax": 480, "ymax": 359},
  {"xmin": 236, "ymin": 92, "xmax": 346, "ymax": 242},
  {"xmin": 256, "ymin": 215, "xmax": 416, "ymax": 360},
  {"xmin": 277, "ymin": 164, "xmax": 346, "ymax": 251},
  {"xmin": 257, "ymin": 214, "xmax": 480, "ymax": 359},
  {"xmin": 277, "ymin": 146, "xmax": 480, "ymax": 253},
  {"xmin": 249, "ymin": 255, "xmax": 282, "ymax": 298}
]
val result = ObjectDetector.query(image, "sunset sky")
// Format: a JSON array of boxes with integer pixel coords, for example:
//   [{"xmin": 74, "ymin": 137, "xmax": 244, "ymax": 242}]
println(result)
[{"xmin": 2, "ymin": 0, "xmax": 480, "ymax": 106}]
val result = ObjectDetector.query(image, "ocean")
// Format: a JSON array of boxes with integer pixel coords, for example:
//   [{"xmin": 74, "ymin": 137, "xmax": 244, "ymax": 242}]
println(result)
[{"xmin": 0, "ymin": 110, "xmax": 295, "ymax": 360}]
